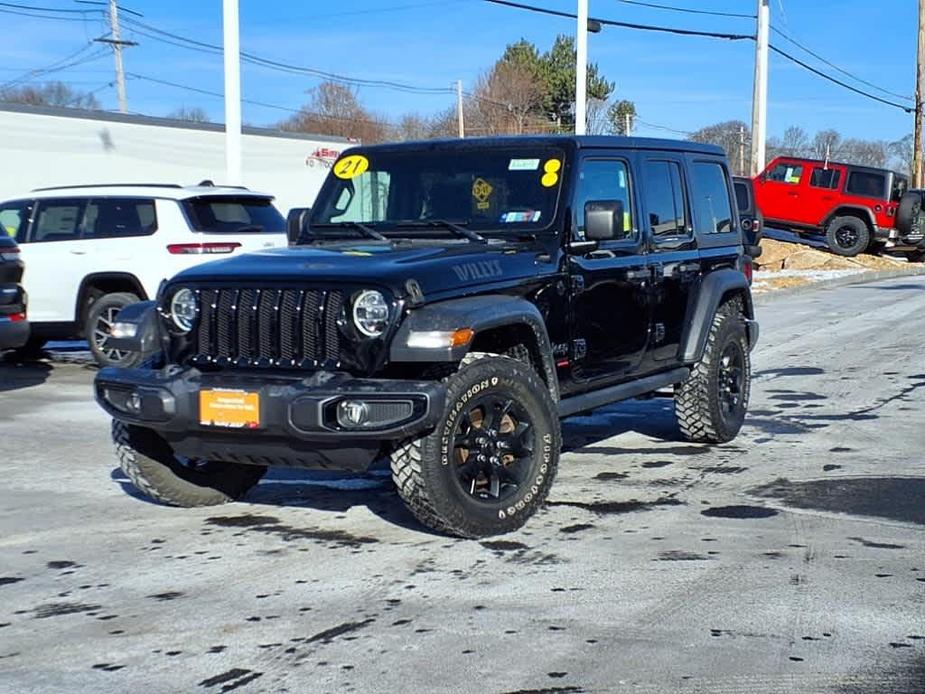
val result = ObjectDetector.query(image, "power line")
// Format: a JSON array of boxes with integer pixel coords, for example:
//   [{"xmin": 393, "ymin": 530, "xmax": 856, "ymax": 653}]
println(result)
[
  {"xmin": 483, "ymin": 0, "xmax": 755, "ymax": 41},
  {"xmin": 0, "ymin": 1, "xmax": 100, "ymax": 12},
  {"xmin": 613, "ymin": 0, "xmax": 755, "ymax": 20},
  {"xmin": 769, "ymin": 44, "xmax": 913, "ymax": 113},
  {"xmin": 770, "ymin": 26, "xmax": 913, "ymax": 103},
  {"xmin": 0, "ymin": 45, "xmax": 109, "ymax": 90},
  {"xmin": 635, "ymin": 118, "xmax": 693, "ymax": 136}
]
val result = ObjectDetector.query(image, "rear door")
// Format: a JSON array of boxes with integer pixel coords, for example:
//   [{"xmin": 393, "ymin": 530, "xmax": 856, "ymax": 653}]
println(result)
[
  {"xmin": 804, "ymin": 164, "xmax": 846, "ymax": 224},
  {"xmin": 567, "ymin": 153, "xmax": 650, "ymax": 388},
  {"xmin": 638, "ymin": 154, "xmax": 699, "ymax": 369}
]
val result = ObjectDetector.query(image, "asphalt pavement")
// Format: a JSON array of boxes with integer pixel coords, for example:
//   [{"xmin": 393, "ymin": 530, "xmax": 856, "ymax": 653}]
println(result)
[{"xmin": 0, "ymin": 276, "xmax": 923, "ymax": 694}]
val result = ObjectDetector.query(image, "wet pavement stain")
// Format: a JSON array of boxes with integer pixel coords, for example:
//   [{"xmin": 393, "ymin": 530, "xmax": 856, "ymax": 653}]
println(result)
[
  {"xmin": 823, "ymin": 464, "xmax": 843, "ymax": 471},
  {"xmin": 594, "ymin": 472, "xmax": 628, "ymax": 481},
  {"xmin": 305, "ymin": 619, "xmax": 375, "ymax": 645},
  {"xmin": 198, "ymin": 668, "xmax": 263, "ymax": 690},
  {"xmin": 205, "ymin": 515, "xmax": 378, "ymax": 548},
  {"xmin": 657, "ymin": 551, "xmax": 712, "ymax": 561},
  {"xmin": 701, "ymin": 505, "xmax": 779, "ymax": 519},
  {"xmin": 751, "ymin": 477, "xmax": 925, "ymax": 526},
  {"xmin": 559, "ymin": 524, "xmax": 595, "ymax": 534},
  {"xmin": 546, "ymin": 498, "xmax": 683, "ymax": 515},
  {"xmin": 147, "ymin": 591, "xmax": 184, "ymax": 601},
  {"xmin": 848, "ymin": 537, "xmax": 906, "ymax": 550},
  {"xmin": 0, "ymin": 577, "xmax": 24, "ymax": 586},
  {"xmin": 480, "ymin": 540, "xmax": 529, "ymax": 552},
  {"xmin": 30, "ymin": 602, "xmax": 102, "ymax": 619},
  {"xmin": 641, "ymin": 460, "xmax": 673, "ymax": 468},
  {"xmin": 698, "ymin": 466, "xmax": 748, "ymax": 475}
]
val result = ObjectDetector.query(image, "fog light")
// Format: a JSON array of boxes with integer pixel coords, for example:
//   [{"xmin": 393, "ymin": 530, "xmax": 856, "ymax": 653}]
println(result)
[
  {"xmin": 127, "ymin": 391, "xmax": 142, "ymax": 414},
  {"xmin": 337, "ymin": 400, "xmax": 369, "ymax": 428}
]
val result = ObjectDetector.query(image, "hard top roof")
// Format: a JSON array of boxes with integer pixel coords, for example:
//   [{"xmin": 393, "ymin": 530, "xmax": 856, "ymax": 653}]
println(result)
[
  {"xmin": 767, "ymin": 155, "xmax": 905, "ymax": 179},
  {"xmin": 350, "ymin": 134, "xmax": 726, "ymax": 157},
  {"xmin": 21, "ymin": 183, "xmax": 276, "ymax": 202}
]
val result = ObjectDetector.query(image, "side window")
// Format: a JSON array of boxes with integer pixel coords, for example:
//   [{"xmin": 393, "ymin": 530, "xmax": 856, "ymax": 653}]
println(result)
[
  {"xmin": 83, "ymin": 198, "xmax": 158, "ymax": 238},
  {"xmin": 733, "ymin": 182, "xmax": 750, "ymax": 213},
  {"xmin": 690, "ymin": 162, "xmax": 734, "ymax": 235},
  {"xmin": 846, "ymin": 171, "xmax": 886, "ymax": 198},
  {"xmin": 810, "ymin": 168, "xmax": 841, "ymax": 190},
  {"xmin": 642, "ymin": 160, "xmax": 687, "ymax": 237},
  {"xmin": 767, "ymin": 162, "xmax": 804, "ymax": 185},
  {"xmin": 31, "ymin": 199, "xmax": 86, "ymax": 243},
  {"xmin": 0, "ymin": 201, "xmax": 32, "ymax": 241},
  {"xmin": 573, "ymin": 159, "xmax": 633, "ymax": 240}
]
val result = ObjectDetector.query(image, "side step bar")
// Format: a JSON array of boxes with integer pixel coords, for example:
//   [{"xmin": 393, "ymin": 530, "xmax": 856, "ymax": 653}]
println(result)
[{"xmin": 557, "ymin": 367, "xmax": 690, "ymax": 418}]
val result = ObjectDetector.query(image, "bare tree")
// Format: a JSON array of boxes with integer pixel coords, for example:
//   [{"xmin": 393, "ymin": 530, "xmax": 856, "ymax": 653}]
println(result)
[
  {"xmin": 841, "ymin": 138, "xmax": 890, "ymax": 168},
  {"xmin": 811, "ymin": 129, "xmax": 844, "ymax": 161},
  {"xmin": 0, "ymin": 81, "xmax": 100, "ymax": 110},
  {"xmin": 394, "ymin": 113, "xmax": 431, "ymax": 141},
  {"xmin": 889, "ymin": 134, "xmax": 914, "ymax": 175},
  {"xmin": 465, "ymin": 61, "xmax": 548, "ymax": 136},
  {"xmin": 167, "ymin": 106, "xmax": 210, "ymax": 123},
  {"xmin": 689, "ymin": 120, "xmax": 751, "ymax": 173},
  {"xmin": 280, "ymin": 81, "xmax": 391, "ymax": 144}
]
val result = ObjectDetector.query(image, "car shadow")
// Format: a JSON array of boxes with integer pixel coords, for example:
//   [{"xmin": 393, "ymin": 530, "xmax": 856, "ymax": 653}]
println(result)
[
  {"xmin": 0, "ymin": 353, "xmax": 52, "ymax": 392},
  {"xmin": 109, "ymin": 397, "xmax": 685, "ymax": 536}
]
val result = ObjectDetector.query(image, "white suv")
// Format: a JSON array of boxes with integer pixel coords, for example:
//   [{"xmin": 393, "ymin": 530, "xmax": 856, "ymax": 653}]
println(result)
[{"xmin": 0, "ymin": 183, "xmax": 288, "ymax": 366}]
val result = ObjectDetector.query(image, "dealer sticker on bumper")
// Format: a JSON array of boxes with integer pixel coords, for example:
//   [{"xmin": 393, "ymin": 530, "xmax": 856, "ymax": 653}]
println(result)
[{"xmin": 199, "ymin": 389, "xmax": 260, "ymax": 429}]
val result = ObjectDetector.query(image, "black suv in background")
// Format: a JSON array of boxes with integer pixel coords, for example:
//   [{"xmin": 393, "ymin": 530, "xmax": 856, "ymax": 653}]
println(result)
[
  {"xmin": 96, "ymin": 136, "xmax": 758, "ymax": 538},
  {"xmin": 0, "ymin": 234, "xmax": 28, "ymax": 351}
]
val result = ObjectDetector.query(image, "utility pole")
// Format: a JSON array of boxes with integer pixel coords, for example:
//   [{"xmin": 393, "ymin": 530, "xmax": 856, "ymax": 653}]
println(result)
[
  {"xmin": 456, "ymin": 79, "xmax": 465, "ymax": 138},
  {"xmin": 749, "ymin": 0, "xmax": 770, "ymax": 176},
  {"xmin": 625, "ymin": 112, "xmax": 632, "ymax": 137},
  {"xmin": 914, "ymin": 0, "xmax": 925, "ymax": 187},
  {"xmin": 739, "ymin": 125, "xmax": 746, "ymax": 175},
  {"xmin": 222, "ymin": 0, "xmax": 243, "ymax": 185},
  {"xmin": 575, "ymin": 0, "xmax": 588, "ymax": 135},
  {"xmin": 91, "ymin": 0, "xmax": 137, "ymax": 113}
]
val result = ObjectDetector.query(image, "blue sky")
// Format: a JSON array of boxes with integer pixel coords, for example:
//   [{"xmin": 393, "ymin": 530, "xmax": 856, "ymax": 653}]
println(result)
[{"xmin": 0, "ymin": 0, "xmax": 916, "ymax": 142}]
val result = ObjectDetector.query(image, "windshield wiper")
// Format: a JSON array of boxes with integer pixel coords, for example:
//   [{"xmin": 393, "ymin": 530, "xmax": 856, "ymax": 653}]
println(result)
[
  {"xmin": 397, "ymin": 219, "xmax": 487, "ymax": 244},
  {"xmin": 312, "ymin": 221, "xmax": 387, "ymax": 241}
]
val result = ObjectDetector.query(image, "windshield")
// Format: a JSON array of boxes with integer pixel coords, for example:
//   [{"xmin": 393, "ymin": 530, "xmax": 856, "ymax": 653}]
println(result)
[{"xmin": 311, "ymin": 146, "xmax": 566, "ymax": 235}]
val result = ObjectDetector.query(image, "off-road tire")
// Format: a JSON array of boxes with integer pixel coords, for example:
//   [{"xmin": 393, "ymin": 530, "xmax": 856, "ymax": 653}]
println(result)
[
  {"xmin": 896, "ymin": 190, "xmax": 923, "ymax": 236},
  {"xmin": 904, "ymin": 250, "xmax": 925, "ymax": 263},
  {"xmin": 390, "ymin": 353, "xmax": 560, "ymax": 538},
  {"xmin": 86, "ymin": 292, "xmax": 144, "ymax": 368},
  {"xmin": 112, "ymin": 420, "xmax": 266, "ymax": 506},
  {"xmin": 825, "ymin": 216, "xmax": 870, "ymax": 257},
  {"xmin": 674, "ymin": 299, "xmax": 750, "ymax": 444}
]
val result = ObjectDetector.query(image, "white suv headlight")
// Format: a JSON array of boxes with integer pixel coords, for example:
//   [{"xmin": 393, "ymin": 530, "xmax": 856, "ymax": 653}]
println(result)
[
  {"xmin": 170, "ymin": 288, "xmax": 198, "ymax": 333},
  {"xmin": 352, "ymin": 290, "xmax": 389, "ymax": 337}
]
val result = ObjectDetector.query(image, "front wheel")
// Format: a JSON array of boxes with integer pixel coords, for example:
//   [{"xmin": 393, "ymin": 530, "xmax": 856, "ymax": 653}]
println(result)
[
  {"xmin": 825, "ymin": 216, "xmax": 870, "ymax": 257},
  {"xmin": 675, "ymin": 299, "xmax": 751, "ymax": 443},
  {"xmin": 112, "ymin": 421, "xmax": 266, "ymax": 506},
  {"xmin": 391, "ymin": 354, "xmax": 560, "ymax": 538},
  {"xmin": 86, "ymin": 292, "xmax": 143, "ymax": 368}
]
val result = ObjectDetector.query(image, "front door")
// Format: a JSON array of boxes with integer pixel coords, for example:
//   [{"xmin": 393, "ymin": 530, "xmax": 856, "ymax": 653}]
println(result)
[
  {"xmin": 567, "ymin": 155, "xmax": 650, "ymax": 388},
  {"xmin": 757, "ymin": 159, "xmax": 806, "ymax": 226},
  {"xmin": 802, "ymin": 164, "xmax": 846, "ymax": 225}
]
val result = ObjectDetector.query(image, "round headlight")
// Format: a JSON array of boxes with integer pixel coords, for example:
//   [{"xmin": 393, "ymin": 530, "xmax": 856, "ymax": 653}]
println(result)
[
  {"xmin": 353, "ymin": 290, "xmax": 389, "ymax": 338},
  {"xmin": 170, "ymin": 288, "xmax": 198, "ymax": 333}
]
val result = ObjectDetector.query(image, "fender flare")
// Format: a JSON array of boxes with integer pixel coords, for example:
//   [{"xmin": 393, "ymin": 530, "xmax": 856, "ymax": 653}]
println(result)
[
  {"xmin": 390, "ymin": 294, "xmax": 559, "ymax": 400},
  {"xmin": 822, "ymin": 205, "xmax": 876, "ymax": 231},
  {"xmin": 680, "ymin": 269, "xmax": 754, "ymax": 364}
]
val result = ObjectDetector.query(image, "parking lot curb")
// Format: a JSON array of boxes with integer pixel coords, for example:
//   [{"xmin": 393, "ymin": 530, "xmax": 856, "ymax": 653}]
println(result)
[{"xmin": 754, "ymin": 266, "xmax": 925, "ymax": 304}]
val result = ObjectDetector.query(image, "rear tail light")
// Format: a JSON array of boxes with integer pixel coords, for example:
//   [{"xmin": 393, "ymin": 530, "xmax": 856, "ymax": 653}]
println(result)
[
  {"xmin": 1, "ymin": 312, "xmax": 26, "ymax": 322},
  {"xmin": 0, "ymin": 247, "xmax": 20, "ymax": 261},
  {"xmin": 742, "ymin": 258, "xmax": 754, "ymax": 285},
  {"xmin": 167, "ymin": 242, "xmax": 241, "ymax": 255}
]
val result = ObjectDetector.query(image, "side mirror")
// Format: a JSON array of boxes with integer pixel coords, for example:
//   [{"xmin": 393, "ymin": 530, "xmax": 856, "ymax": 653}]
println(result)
[
  {"xmin": 584, "ymin": 200, "xmax": 625, "ymax": 241},
  {"xmin": 286, "ymin": 207, "xmax": 312, "ymax": 245}
]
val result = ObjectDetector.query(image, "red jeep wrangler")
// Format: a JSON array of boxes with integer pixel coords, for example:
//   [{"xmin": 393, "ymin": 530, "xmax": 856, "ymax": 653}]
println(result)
[{"xmin": 753, "ymin": 156, "xmax": 925, "ymax": 259}]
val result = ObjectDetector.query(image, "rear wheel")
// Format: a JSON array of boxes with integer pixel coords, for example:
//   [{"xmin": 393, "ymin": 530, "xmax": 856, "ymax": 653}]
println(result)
[
  {"xmin": 112, "ymin": 420, "xmax": 266, "ymax": 506},
  {"xmin": 825, "ymin": 216, "xmax": 870, "ymax": 257},
  {"xmin": 675, "ymin": 299, "xmax": 751, "ymax": 443},
  {"xmin": 390, "ymin": 354, "xmax": 560, "ymax": 538},
  {"xmin": 86, "ymin": 292, "xmax": 142, "ymax": 368}
]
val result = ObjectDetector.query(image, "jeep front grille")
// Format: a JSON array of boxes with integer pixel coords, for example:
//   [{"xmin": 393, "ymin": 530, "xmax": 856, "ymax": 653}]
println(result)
[{"xmin": 189, "ymin": 287, "xmax": 344, "ymax": 368}]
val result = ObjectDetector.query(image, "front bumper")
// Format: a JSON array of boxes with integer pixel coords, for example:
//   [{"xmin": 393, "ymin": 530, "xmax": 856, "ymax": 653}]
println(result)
[{"xmin": 95, "ymin": 366, "xmax": 446, "ymax": 471}]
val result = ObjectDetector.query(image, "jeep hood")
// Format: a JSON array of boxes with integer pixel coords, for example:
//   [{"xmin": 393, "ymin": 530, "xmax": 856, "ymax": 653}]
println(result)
[{"xmin": 170, "ymin": 241, "xmax": 546, "ymax": 298}]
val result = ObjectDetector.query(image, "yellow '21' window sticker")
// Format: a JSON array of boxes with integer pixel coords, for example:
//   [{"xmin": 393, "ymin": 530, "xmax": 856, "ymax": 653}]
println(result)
[{"xmin": 333, "ymin": 154, "xmax": 369, "ymax": 180}]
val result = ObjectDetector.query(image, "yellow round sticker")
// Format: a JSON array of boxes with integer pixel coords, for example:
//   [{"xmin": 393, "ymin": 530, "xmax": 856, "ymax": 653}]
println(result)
[
  {"xmin": 541, "ymin": 172, "xmax": 559, "ymax": 188},
  {"xmin": 543, "ymin": 158, "xmax": 562, "ymax": 174},
  {"xmin": 333, "ymin": 154, "xmax": 369, "ymax": 179}
]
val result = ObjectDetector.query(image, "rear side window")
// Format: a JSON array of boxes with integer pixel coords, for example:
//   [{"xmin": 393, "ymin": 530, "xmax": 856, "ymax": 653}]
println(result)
[
  {"xmin": 846, "ymin": 171, "xmax": 886, "ymax": 198},
  {"xmin": 810, "ymin": 168, "xmax": 841, "ymax": 190},
  {"xmin": 690, "ymin": 162, "xmax": 734, "ymax": 235},
  {"xmin": 733, "ymin": 181, "xmax": 750, "ymax": 213},
  {"xmin": 183, "ymin": 196, "xmax": 285, "ymax": 233},
  {"xmin": 83, "ymin": 198, "xmax": 157, "ymax": 238},
  {"xmin": 642, "ymin": 161, "xmax": 687, "ymax": 237},
  {"xmin": 31, "ymin": 198, "xmax": 86, "ymax": 243},
  {"xmin": 767, "ymin": 162, "xmax": 803, "ymax": 185}
]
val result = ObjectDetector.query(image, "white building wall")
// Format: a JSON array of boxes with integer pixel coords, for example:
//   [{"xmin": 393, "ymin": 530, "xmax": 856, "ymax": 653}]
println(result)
[{"xmin": 0, "ymin": 105, "xmax": 349, "ymax": 214}]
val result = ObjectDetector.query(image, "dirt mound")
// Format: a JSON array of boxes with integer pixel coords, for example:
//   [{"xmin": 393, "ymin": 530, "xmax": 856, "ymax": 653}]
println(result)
[{"xmin": 756, "ymin": 238, "xmax": 906, "ymax": 272}]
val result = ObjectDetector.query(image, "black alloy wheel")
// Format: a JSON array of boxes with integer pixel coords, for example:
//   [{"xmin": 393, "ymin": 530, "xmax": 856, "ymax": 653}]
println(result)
[
  {"xmin": 717, "ymin": 341, "xmax": 746, "ymax": 423},
  {"xmin": 452, "ymin": 394, "xmax": 534, "ymax": 502}
]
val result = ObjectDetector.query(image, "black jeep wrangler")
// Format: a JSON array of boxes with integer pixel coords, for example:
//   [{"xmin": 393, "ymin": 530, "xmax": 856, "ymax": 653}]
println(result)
[{"xmin": 95, "ymin": 136, "xmax": 758, "ymax": 538}]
